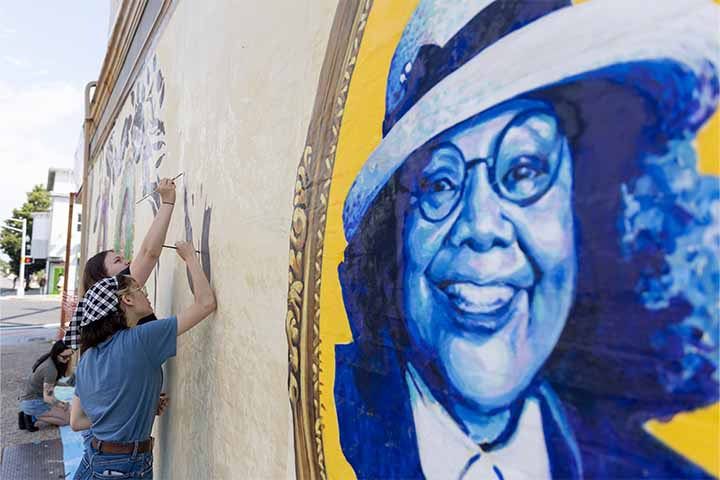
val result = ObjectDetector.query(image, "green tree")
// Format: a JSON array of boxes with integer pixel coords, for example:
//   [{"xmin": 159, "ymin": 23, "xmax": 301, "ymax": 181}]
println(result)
[
  {"xmin": 0, "ymin": 257, "xmax": 10, "ymax": 275},
  {"xmin": 0, "ymin": 185, "xmax": 51, "ymax": 278}
]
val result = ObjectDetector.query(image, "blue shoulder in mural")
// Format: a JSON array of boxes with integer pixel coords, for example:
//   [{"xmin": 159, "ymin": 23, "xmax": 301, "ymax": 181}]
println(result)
[{"xmin": 334, "ymin": 1, "xmax": 719, "ymax": 478}]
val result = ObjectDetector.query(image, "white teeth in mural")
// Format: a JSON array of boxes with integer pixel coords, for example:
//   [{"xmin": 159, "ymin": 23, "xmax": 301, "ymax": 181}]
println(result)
[{"xmin": 442, "ymin": 283, "xmax": 515, "ymax": 314}]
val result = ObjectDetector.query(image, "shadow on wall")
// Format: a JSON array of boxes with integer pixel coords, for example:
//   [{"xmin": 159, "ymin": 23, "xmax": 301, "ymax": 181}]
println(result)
[{"xmin": 183, "ymin": 179, "xmax": 212, "ymax": 292}]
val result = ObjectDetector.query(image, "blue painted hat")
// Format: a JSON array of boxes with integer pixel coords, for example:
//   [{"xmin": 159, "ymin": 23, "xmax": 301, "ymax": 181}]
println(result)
[{"xmin": 342, "ymin": 0, "xmax": 720, "ymax": 241}]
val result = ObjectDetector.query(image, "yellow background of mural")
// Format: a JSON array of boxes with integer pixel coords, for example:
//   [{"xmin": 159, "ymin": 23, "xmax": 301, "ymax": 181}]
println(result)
[{"xmin": 318, "ymin": 1, "xmax": 720, "ymax": 478}]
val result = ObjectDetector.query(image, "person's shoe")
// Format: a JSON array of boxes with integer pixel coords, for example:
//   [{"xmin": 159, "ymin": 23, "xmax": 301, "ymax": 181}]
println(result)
[
  {"xmin": 24, "ymin": 414, "xmax": 38, "ymax": 432},
  {"xmin": 18, "ymin": 411, "xmax": 26, "ymax": 430}
]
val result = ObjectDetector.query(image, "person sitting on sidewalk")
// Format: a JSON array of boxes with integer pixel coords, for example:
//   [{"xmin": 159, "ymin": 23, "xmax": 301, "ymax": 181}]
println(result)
[
  {"xmin": 70, "ymin": 241, "xmax": 216, "ymax": 480},
  {"xmin": 60, "ymin": 177, "xmax": 178, "ymax": 350},
  {"xmin": 18, "ymin": 340, "xmax": 74, "ymax": 431}
]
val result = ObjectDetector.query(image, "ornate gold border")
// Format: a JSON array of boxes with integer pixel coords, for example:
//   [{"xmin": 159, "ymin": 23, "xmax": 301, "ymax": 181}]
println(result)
[{"xmin": 286, "ymin": 1, "xmax": 373, "ymax": 478}]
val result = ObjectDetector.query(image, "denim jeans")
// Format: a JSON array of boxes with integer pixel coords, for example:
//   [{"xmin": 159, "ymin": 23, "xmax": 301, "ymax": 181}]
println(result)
[
  {"xmin": 74, "ymin": 444, "xmax": 153, "ymax": 479},
  {"xmin": 19, "ymin": 398, "xmax": 51, "ymax": 416}
]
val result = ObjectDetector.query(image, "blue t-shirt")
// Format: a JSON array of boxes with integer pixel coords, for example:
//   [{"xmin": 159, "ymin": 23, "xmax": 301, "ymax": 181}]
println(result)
[{"xmin": 75, "ymin": 317, "xmax": 177, "ymax": 442}]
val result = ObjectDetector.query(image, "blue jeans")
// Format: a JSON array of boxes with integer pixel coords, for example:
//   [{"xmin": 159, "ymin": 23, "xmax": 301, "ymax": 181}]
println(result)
[
  {"xmin": 19, "ymin": 398, "xmax": 50, "ymax": 416},
  {"xmin": 74, "ymin": 445, "xmax": 153, "ymax": 479}
]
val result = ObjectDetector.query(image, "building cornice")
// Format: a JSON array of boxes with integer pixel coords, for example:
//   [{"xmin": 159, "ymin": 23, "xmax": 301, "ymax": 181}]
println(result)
[
  {"xmin": 87, "ymin": 0, "xmax": 147, "ymax": 151},
  {"xmin": 86, "ymin": 0, "xmax": 174, "ymax": 164}
]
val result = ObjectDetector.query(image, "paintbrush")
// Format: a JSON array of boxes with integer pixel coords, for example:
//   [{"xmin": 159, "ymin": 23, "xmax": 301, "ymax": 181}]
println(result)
[
  {"xmin": 162, "ymin": 244, "xmax": 202, "ymax": 253},
  {"xmin": 135, "ymin": 172, "xmax": 185, "ymax": 204}
]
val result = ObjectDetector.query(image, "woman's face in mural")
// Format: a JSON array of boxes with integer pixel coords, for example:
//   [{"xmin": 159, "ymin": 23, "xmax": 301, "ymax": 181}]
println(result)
[{"xmin": 397, "ymin": 99, "xmax": 577, "ymax": 411}]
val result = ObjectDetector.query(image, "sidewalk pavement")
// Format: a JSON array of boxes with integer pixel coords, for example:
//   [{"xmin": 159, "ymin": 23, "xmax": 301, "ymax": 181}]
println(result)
[
  {"xmin": 0, "ymin": 323, "xmax": 60, "ymax": 449},
  {"xmin": 0, "ymin": 296, "xmax": 68, "ymax": 478}
]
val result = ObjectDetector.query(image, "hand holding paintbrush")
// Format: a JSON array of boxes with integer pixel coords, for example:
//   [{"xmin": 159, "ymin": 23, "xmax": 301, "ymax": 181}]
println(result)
[
  {"xmin": 163, "ymin": 244, "xmax": 201, "ymax": 254},
  {"xmin": 136, "ymin": 172, "xmax": 184, "ymax": 205}
]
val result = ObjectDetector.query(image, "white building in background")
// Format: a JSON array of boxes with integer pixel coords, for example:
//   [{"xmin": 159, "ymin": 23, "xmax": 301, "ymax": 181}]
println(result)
[{"xmin": 30, "ymin": 168, "xmax": 82, "ymax": 294}]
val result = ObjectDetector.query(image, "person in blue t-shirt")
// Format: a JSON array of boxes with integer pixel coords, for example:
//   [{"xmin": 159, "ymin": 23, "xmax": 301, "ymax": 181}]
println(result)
[
  {"xmin": 62, "ymin": 176, "xmax": 179, "ymax": 351},
  {"xmin": 61, "ymin": 177, "xmax": 177, "ymax": 453},
  {"xmin": 70, "ymin": 241, "xmax": 216, "ymax": 480}
]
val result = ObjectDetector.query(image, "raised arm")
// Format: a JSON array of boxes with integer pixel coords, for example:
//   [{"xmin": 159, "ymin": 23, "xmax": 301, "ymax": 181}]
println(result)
[
  {"xmin": 175, "ymin": 241, "xmax": 216, "ymax": 336},
  {"xmin": 129, "ymin": 178, "xmax": 176, "ymax": 285}
]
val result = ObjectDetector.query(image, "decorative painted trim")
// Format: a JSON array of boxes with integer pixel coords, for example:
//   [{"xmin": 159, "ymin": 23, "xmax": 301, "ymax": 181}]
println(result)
[{"xmin": 286, "ymin": 1, "xmax": 373, "ymax": 478}]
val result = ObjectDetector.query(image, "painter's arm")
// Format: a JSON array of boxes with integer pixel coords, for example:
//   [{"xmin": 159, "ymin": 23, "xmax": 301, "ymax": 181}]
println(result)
[
  {"xmin": 70, "ymin": 395, "xmax": 91, "ymax": 431},
  {"xmin": 175, "ymin": 241, "xmax": 216, "ymax": 336},
  {"xmin": 130, "ymin": 178, "xmax": 176, "ymax": 285}
]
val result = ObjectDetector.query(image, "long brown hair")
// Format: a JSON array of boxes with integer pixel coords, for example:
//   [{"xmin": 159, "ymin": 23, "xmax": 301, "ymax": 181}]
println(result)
[{"xmin": 32, "ymin": 340, "xmax": 70, "ymax": 378}]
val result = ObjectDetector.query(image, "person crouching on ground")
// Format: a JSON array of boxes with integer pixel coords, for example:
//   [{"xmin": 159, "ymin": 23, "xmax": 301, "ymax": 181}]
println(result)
[
  {"xmin": 69, "ymin": 241, "xmax": 216, "ymax": 480},
  {"xmin": 18, "ymin": 340, "xmax": 74, "ymax": 431}
]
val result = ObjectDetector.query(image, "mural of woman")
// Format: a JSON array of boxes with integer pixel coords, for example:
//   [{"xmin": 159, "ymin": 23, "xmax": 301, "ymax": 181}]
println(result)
[{"xmin": 333, "ymin": 0, "xmax": 719, "ymax": 478}]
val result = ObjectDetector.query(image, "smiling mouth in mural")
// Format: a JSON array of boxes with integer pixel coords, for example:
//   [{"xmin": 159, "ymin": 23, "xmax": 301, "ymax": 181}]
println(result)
[
  {"xmin": 430, "ymin": 259, "xmax": 535, "ymax": 333},
  {"xmin": 434, "ymin": 281, "xmax": 526, "ymax": 332},
  {"xmin": 442, "ymin": 282, "xmax": 515, "ymax": 315}
]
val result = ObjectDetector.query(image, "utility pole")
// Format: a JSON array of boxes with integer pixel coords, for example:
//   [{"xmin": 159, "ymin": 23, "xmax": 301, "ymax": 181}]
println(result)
[
  {"xmin": 60, "ymin": 192, "xmax": 75, "ymax": 328},
  {"xmin": 3, "ymin": 217, "xmax": 28, "ymax": 296}
]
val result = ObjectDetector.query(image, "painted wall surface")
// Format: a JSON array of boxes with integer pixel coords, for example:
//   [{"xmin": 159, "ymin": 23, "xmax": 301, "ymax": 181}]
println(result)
[
  {"xmin": 84, "ymin": 0, "xmax": 338, "ymax": 477},
  {"xmin": 289, "ymin": 0, "xmax": 720, "ymax": 479}
]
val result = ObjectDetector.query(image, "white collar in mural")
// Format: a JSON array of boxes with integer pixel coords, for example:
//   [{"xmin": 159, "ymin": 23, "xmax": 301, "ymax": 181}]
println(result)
[{"xmin": 405, "ymin": 364, "xmax": 551, "ymax": 480}]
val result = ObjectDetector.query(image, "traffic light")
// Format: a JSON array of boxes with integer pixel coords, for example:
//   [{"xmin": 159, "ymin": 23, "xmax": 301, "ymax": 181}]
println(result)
[{"xmin": 24, "ymin": 257, "xmax": 32, "ymax": 264}]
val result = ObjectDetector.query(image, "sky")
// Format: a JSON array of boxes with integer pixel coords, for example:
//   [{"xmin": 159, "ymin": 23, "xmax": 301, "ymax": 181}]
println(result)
[{"xmin": 0, "ymin": 1, "xmax": 111, "ymax": 229}]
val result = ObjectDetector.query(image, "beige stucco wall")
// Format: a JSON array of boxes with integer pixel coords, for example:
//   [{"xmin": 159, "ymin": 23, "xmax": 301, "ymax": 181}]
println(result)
[{"xmin": 85, "ymin": 1, "xmax": 338, "ymax": 478}]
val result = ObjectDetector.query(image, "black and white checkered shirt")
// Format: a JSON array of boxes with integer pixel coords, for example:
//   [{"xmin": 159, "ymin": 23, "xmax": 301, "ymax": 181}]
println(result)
[
  {"xmin": 63, "ymin": 276, "xmax": 120, "ymax": 350},
  {"xmin": 63, "ymin": 299, "xmax": 84, "ymax": 350}
]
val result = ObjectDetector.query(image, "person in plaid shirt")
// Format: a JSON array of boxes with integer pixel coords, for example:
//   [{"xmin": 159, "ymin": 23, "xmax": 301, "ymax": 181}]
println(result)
[{"xmin": 61, "ymin": 177, "xmax": 178, "ymax": 350}]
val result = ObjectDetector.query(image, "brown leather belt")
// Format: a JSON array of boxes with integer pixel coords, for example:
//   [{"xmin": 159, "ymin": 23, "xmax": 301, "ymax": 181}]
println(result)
[{"xmin": 91, "ymin": 437, "xmax": 154, "ymax": 454}]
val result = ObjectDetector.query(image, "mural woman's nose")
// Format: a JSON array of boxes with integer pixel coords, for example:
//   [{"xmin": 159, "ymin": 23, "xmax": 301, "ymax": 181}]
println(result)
[{"xmin": 448, "ymin": 163, "xmax": 515, "ymax": 251}]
